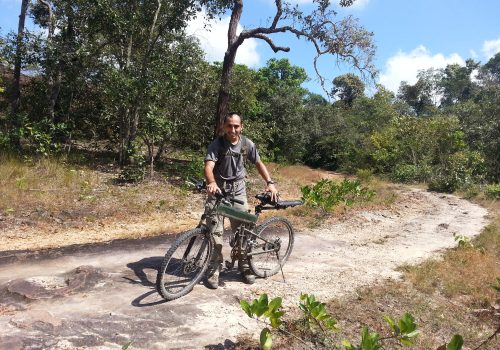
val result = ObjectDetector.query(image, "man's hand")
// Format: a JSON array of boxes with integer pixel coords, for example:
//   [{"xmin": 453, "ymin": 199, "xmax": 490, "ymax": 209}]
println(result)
[
  {"xmin": 207, "ymin": 181, "xmax": 221, "ymax": 196},
  {"xmin": 266, "ymin": 183, "xmax": 279, "ymax": 202}
]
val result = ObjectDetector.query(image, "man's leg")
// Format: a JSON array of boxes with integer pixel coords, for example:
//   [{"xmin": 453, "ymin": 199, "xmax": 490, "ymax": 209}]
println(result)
[
  {"xmin": 205, "ymin": 196, "xmax": 223, "ymax": 289},
  {"xmin": 229, "ymin": 193, "xmax": 256, "ymax": 285}
]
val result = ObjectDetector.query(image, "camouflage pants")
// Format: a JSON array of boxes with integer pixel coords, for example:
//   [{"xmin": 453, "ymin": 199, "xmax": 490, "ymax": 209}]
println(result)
[{"xmin": 204, "ymin": 191, "xmax": 248, "ymax": 268}]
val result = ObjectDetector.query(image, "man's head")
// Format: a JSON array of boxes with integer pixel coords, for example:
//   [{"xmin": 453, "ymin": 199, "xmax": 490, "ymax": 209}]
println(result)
[{"xmin": 223, "ymin": 112, "xmax": 243, "ymax": 143}]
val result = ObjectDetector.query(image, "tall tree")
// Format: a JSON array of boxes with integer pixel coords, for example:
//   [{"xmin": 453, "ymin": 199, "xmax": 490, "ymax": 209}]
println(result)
[
  {"xmin": 213, "ymin": 0, "xmax": 376, "ymax": 135},
  {"xmin": 332, "ymin": 73, "xmax": 365, "ymax": 107},
  {"xmin": 10, "ymin": 0, "xmax": 30, "ymax": 121},
  {"xmin": 397, "ymin": 78, "xmax": 434, "ymax": 116},
  {"xmin": 439, "ymin": 59, "xmax": 479, "ymax": 106}
]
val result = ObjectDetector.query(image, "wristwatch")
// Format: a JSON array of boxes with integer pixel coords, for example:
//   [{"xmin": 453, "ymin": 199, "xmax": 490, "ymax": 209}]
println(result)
[{"xmin": 266, "ymin": 180, "xmax": 275, "ymax": 185}]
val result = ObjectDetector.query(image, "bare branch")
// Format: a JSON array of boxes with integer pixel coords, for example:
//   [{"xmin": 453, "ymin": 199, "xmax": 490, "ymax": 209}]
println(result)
[
  {"xmin": 251, "ymin": 33, "xmax": 289, "ymax": 53},
  {"xmin": 271, "ymin": 0, "xmax": 283, "ymax": 29}
]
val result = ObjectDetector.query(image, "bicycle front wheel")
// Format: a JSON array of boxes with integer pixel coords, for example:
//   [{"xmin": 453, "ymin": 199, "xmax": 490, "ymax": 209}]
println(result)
[
  {"xmin": 248, "ymin": 217, "xmax": 294, "ymax": 278},
  {"xmin": 156, "ymin": 227, "xmax": 213, "ymax": 301}
]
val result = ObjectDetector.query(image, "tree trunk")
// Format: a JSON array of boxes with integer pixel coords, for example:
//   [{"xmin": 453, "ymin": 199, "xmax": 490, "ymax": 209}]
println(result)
[
  {"xmin": 214, "ymin": 0, "xmax": 243, "ymax": 136},
  {"xmin": 119, "ymin": 34, "xmax": 134, "ymax": 166},
  {"xmin": 10, "ymin": 0, "xmax": 29, "ymax": 147}
]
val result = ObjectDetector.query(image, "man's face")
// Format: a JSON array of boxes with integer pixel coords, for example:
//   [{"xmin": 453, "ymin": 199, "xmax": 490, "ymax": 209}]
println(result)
[{"xmin": 223, "ymin": 115, "xmax": 243, "ymax": 143}]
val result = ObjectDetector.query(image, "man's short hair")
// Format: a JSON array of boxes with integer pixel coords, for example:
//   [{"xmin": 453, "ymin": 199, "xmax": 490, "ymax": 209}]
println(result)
[{"xmin": 224, "ymin": 112, "xmax": 243, "ymax": 124}]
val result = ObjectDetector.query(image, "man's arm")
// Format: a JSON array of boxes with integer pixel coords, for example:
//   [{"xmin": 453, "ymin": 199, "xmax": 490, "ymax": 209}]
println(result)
[
  {"xmin": 255, "ymin": 160, "xmax": 278, "ymax": 202},
  {"xmin": 204, "ymin": 160, "xmax": 220, "ymax": 195}
]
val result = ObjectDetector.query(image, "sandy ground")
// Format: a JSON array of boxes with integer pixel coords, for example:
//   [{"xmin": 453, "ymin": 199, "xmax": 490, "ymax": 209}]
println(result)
[{"xmin": 0, "ymin": 187, "xmax": 489, "ymax": 349}]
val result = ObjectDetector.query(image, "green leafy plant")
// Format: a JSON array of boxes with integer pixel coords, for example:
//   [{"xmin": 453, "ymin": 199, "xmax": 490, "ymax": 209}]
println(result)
[
  {"xmin": 299, "ymin": 293, "xmax": 338, "ymax": 332},
  {"xmin": 484, "ymin": 183, "xmax": 500, "ymax": 200},
  {"xmin": 491, "ymin": 277, "xmax": 500, "ymax": 293},
  {"xmin": 240, "ymin": 294, "xmax": 285, "ymax": 350},
  {"xmin": 119, "ymin": 142, "xmax": 146, "ymax": 183},
  {"xmin": 453, "ymin": 233, "xmax": 473, "ymax": 248},
  {"xmin": 391, "ymin": 163, "xmax": 432, "ymax": 183},
  {"xmin": 342, "ymin": 313, "xmax": 419, "ymax": 350},
  {"xmin": 356, "ymin": 169, "xmax": 374, "ymax": 183},
  {"xmin": 383, "ymin": 313, "xmax": 420, "ymax": 346},
  {"xmin": 437, "ymin": 334, "xmax": 463, "ymax": 350},
  {"xmin": 342, "ymin": 327, "xmax": 382, "ymax": 350},
  {"xmin": 300, "ymin": 178, "xmax": 375, "ymax": 211}
]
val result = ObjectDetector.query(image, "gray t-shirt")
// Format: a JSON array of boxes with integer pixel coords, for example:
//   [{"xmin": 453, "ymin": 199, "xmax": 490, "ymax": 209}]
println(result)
[{"xmin": 205, "ymin": 136, "xmax": 260, "ymax": 185}]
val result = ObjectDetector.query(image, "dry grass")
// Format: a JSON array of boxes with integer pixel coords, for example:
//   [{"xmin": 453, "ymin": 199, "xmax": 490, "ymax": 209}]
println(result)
[
  {"xmin": 232, "ymin": 196, "xmax": 499, "ymax": 350},
  {"xmin": 404, "ymin": 199, "xmax": 499, "ymax": 308},
  {"xmin": 0, "ymin": 154, "xmax": 189, "ymax": 232}
]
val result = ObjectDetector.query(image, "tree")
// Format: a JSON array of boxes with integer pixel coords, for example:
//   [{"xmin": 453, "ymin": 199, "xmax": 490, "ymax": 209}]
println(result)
[
  {"xmin": 397, "ymin": 80, "xmax": 432, "ymax": 116},
  {"xmin": 332, "ymin": 73, "xmax": 365, "ymax": 107},
  {"xmin": 213, "ymin": 0, "xmax": 376, "ymax": 135},
  {"xmin": 75, "ymin": 0, "xmax": 210, "ymax": 165},
  {"xmin": 480, "ymin": 52, "xmax": 500, "ymax": 84},
  {"xmin": 11, "ymin": 0, "xmax": 30, "ymax": 118},
  {"xmin": 440, "ymin": 59, "xmax": 479, "ymax": 106}
]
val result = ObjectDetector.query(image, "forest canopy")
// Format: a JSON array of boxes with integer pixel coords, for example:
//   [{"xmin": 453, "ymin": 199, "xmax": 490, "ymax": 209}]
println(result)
[{"xmin": 0, "ymin": 0, "xmax": 499, "ymax": 192}]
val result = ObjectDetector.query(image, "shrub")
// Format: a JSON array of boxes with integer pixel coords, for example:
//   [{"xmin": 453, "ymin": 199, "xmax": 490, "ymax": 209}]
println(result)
[
  {"xmin": 391, "ymin": 163, "xmax": 431, "ymax": 183},
  {"xmin": 356, "ymin": 168, "xmax": 374, "ymax": 183},
  {"xmin": 428, "ymin": 151, "xmax": 485, "ymax": 193},
  {"xmin": 118, "ymin": 143, "xmax": 146, "ymax": 183},
  {"xmin": 300, "ymin": 178, "xmax": 375, "ymax": 211},
  {"xmin": 484, "ymin": 184, "xmax": 500, "ymax": 200}
]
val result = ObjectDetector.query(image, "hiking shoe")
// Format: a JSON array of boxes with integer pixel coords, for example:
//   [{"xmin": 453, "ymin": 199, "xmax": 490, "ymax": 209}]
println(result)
[
  {"xmin": 206, "ymin": 265, "xmax": 220, "ymax": 289},
  {"xmin": 242, "ymin": 270, "xmax": 256, "ymax": 285},
  {"xmin": 239, "ymin": 260, "xmax": 256, "ymax": 285}
]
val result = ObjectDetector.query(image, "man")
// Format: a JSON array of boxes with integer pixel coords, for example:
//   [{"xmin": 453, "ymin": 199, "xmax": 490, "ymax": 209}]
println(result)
[{"xmin": 204, "ymin": 112, "xmax": 278, "ymax": 289}]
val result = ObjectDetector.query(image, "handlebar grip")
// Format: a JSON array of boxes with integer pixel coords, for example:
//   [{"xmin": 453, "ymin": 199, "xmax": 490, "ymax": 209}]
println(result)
[{"xmin": 276, "ymin": 200, "xmax": 304, "ymax": 209}]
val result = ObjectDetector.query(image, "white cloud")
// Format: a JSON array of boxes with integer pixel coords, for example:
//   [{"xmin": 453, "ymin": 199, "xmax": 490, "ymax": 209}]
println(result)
[
  {"xmin": 348, "ymin": 0, "xmax": 370, "ymax": 10},
  {"xmin": 186, "ymin": 12, "xmax": 260, "ymax": 67},
  {"xmin": 379, "ymin": 45, "xmax": 465, "ymax": 93},
  {"xmin": 482, "ymin": 38, "xmax": 500, "ymax": 59}
]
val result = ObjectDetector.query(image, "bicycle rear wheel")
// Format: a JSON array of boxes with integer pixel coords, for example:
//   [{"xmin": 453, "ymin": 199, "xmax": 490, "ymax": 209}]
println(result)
[
  {"xmin": 248, "ymin": 217, "xmax": 294, "ymax": 278},
  {"xmin": 156, "ymin": 227, "xmax": 213, "ymax": 301}
]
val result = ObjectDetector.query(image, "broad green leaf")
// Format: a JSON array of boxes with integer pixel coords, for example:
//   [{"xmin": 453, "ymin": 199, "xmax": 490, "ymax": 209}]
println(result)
[
  {"xmin": 400, "ymin": 313, "xmax": 417, "ymax": 330},
  {"xmin": 267, "ymin": 297, "xmax": 282, "ymax": 312},
  {"xmin": 360, "ymin": 327, "xmax": 381, "ymax": 350},
  {"xmin": 383, "ymin": 315, "xmax": 397, "ymax": 333},
  {"xmin": 240, "ymin": 300, "xmax": 252, "ymax": 318},
  {"xmin": 342, "ymin": 339, "xmax": 356, "ymax": 350},
  {"xmin": 325, "ymin": 318, "xmax": 338, "ymax": 330},
  {"xmin": 260, "ymin": 328, "xmax": 273, "ymax": 350},
  {"xmin": 269, "ymin": 316, "xmax": 282, "ymax": 328},
  {"xmin": 446, "ymin": 335, "xmax": 464, "ymax": 350}
]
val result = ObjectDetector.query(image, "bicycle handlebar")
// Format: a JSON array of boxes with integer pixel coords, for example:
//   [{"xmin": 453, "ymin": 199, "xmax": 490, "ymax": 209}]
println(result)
[
  {"xmin": 188, "ymin": 178, "xmax": 302, "ymax": 210},
  {"xmin": 255, "ymin": 193, "xmax": 303, "ymax": 210},
  {"xmin": 187, "ymin": 178, "xmax": 244, "ymax": 205}
]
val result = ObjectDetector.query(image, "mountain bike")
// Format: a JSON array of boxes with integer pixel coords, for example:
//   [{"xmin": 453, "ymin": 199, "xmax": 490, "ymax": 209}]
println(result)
[{"xmin": 156, "ymin": 180, "xmax": 303, "ymax": 301}]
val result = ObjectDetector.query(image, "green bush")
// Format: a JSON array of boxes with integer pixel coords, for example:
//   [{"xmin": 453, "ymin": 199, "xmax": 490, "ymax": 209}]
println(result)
[
  {"xmin": 356, "ymin": 168, "xmax": 374, "ymax": 182},
  {"xmin": 391, "ymin": 163, "xmax": 431, "ymax": 183},
  {"xmin": 484, "ymin": 184, "xmax": 500, "ymax": 199},
  {"xmin": 300, "ymin": 178, "xmax": 375, "ymax": 211},
  {"xmin": 118, "ymin": 143, "xmax": 146, "ymax": 183},
  {"xmin": 428, "ymin": 151, "xmax": 485, "ymax": 193}
]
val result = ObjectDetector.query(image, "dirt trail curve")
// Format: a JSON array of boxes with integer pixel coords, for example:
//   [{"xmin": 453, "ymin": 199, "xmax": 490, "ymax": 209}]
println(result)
[{"xmin": 0, "ymin": 187, "xmax": 489, "ymax": 350}]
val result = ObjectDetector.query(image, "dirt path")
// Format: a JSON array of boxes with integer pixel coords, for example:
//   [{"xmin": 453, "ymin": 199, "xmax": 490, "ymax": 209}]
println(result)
[{"xmin": 0, "ymin": 187, "xmax": 489, "ymax": 350}]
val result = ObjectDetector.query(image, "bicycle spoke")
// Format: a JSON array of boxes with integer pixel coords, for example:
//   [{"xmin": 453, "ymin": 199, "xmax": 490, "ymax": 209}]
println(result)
[
  {"xmin": 156, "ymin": 228, "xmax": 212, "ymax": 300},
  {"xmin": 249, "ymin": 217, "xmax": 294, "ymax": 278}
]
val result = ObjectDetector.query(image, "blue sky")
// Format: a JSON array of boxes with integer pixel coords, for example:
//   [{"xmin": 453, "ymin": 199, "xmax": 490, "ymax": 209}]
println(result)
[{"xmin": 2, "ymin": 0, "xmax": 500, "ymax": 96}]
